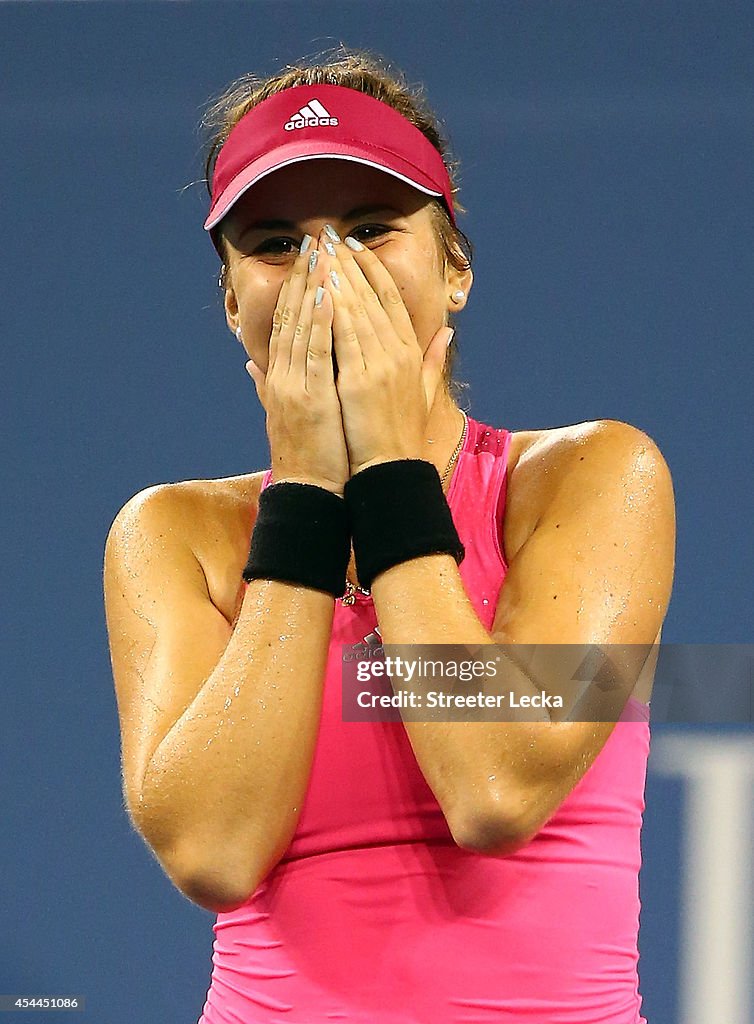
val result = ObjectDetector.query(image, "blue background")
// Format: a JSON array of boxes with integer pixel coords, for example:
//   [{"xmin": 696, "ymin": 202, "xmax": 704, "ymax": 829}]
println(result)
[{"xmin": 2, "ymin": 2, "xmax": 752, "ymax": 1022}]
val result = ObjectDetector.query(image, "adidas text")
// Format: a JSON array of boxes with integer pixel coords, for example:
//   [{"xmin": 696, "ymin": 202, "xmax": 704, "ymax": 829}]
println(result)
[{"xmin": 284, "ymin": 99, "xmax": 339, "ymax": 132}]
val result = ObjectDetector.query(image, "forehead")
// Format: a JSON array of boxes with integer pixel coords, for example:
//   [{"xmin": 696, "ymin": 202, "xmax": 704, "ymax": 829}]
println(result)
[{"xmin": 223, "ymin": 158, "xmax": 431, "ymax": 234}]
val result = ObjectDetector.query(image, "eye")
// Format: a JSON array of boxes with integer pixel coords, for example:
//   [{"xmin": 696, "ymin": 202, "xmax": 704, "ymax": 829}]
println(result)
[
  {"xmin": 254, "ymin": 237, "xmax": 298, "ymax": 257},
  {"xmin": 350, "ymin": 223, "xmax": 392, "ymax": 243}
]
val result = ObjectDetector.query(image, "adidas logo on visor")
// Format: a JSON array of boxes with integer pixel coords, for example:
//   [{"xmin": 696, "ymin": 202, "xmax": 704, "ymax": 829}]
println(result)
[{"xmin": 284, "ymin": 98, "xmax": 339, "ymax": 131}]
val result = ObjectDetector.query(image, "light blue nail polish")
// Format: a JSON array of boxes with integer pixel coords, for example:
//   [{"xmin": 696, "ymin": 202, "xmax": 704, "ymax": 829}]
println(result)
[
  {"xmin": 344, "ymin": 236, "xmax": 364, "ymax": 251},
  {"xmin": 315, "ymin": 286, "xmax": 325, "ymax": 307},
  {"xmin": 300, "ymin": 234, "xmax": 313, "ymax": 254},
  {"xmin": 308, "ymin": 250, "xmax": 319, "ymax": 273},
  {"xmin": 324, "ymin": 224, "xmax": 341, "ymax": 243},
  {"xmin": 324, "ymin": 241, "xmax": 336, "ymax": 257},
  {"xmin": 330, "ymin": 270, "xmax": 341, "ymax": 291}
]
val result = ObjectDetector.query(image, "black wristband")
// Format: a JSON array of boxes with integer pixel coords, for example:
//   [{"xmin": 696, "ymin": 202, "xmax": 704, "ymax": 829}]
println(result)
[
  {"xmin": 344, "ymin": 460, "xmax": 465, "ymax": 591},
  {"xmin": 243, "ymin": 483, "xmax": 350, "ymax": 598}
]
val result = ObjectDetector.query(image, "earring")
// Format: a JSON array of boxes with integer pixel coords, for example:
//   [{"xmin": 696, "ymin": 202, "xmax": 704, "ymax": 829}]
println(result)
[
  {"xmin": 235, "ymin": 326, "xmax": 243, "ymax": 342},
  {"xmin": 452, "ymin": 290, "xmax": 465, "ymax": 303}
]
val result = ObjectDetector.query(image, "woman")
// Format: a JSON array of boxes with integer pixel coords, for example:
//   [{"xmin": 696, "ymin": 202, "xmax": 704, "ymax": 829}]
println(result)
[{"xmin": 103, "ymin": 50, "xmax": 675, "ymax": 1024}]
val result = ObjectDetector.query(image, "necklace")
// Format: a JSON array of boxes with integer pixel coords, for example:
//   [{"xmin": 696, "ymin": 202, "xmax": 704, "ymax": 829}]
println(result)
[{"xmin": 341, "ymin": 410, "xmax": 469, "ymax": 605}]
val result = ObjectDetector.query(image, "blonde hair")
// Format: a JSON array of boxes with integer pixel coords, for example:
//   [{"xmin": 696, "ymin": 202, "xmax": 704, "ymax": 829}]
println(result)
[{"xmin": 199, "ymin": 45, "xmax": 473, "ymax": 397}]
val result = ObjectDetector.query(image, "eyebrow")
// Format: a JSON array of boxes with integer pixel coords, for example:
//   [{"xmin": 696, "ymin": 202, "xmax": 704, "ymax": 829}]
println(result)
[{"xmin": 238, "ymin": 204, "xmax": 403, "ymax": 237}]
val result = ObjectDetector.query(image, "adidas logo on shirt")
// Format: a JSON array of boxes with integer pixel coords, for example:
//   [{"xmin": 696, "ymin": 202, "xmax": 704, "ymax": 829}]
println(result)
[{"xmin": 284, "ymin": 98, "xmax": 339, "ymax": 131}]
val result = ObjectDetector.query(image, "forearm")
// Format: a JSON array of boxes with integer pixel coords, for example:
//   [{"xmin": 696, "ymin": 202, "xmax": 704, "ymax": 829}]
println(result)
[
  {"xmin": 138, "ymin": 579, "xmax": 333, "ymax": 901},
  {"xmin": 370, "ymin": 554, "xmax": 550, "ymax": 845}
]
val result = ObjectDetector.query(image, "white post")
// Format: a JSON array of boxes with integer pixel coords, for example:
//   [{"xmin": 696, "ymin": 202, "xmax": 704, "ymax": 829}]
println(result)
[{"xmin": 652, "ymin": 734, "xmax": 754, "ymax": 1024}]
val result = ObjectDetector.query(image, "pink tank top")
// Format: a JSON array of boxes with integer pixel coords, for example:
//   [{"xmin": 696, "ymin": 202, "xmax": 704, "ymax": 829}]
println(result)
[{"xmin": 198, "ymin": 416, "xmax": 650, "ymax": 1024}]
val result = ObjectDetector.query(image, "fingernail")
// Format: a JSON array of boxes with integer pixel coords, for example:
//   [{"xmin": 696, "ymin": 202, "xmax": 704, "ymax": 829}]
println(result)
[
  {"xmin": 324, "ymin": 224, "xmax": 341, "ymax": 243},
  {"xmin": 308, "ymin": 250, "xmax": 319, "ymax": 273},
  {"xmin": 323, "ymin": 241, "xmax": 337, "ymax": 257},
  {"xmin": 300, "ymin": 234, "xmax": 313, "ymax": 255},
  {"xmin": 446, "ymin": 328, "xmax": 455, "ymax": 348},
  {"xmin": 344, "ymin": 236, "xmax": 364, "ymax": 251},
  {"xmin": 315, "ymin": 286, "xmax": 325, "ymax": 307},
  {"xmin": 330, "ymin": 270, "xmax": 340, "ymax": 291}
]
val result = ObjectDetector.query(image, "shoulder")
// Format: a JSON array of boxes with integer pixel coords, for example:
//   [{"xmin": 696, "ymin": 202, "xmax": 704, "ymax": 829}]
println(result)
[
  {"xmin": 107, "ymin": 471, "xmax": 266, "ymax": 537},
  {"xmin": 502, "ymin": 420, "xmax": 674, "ymax": 561},
  {"xmin": 517, "ymin": 418, "xmax": 670, "ymax": 476},
  {"xmin": 106, "ymin": 471, "xmax": 266, "ymax": 624}
]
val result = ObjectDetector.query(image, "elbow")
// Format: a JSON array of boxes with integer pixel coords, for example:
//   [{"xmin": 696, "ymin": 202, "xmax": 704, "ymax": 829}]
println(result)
[
  {"xmin": 450, "ymin": 791, "xmax": 538, "ymax": 857},
  {"xmin": 134, "ymin": 815, "xmax": 259, "ymax": 913},
  {"xmin": 180, "ymin": 867, "xmax": 255, "ymax": 914},
  {"xmin": 171, "ymin": 848, "xmax": 261, "ymax": 913}
]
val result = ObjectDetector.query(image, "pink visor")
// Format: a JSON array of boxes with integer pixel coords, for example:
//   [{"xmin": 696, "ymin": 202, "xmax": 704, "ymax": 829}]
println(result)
[{"xmin": 204, "ymin": 83, "xmax": 456, "ymax": 242}]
